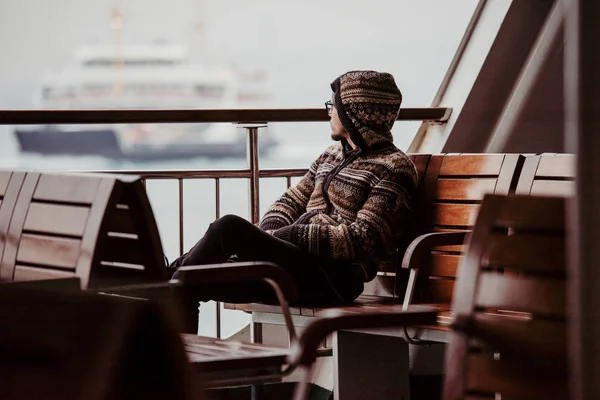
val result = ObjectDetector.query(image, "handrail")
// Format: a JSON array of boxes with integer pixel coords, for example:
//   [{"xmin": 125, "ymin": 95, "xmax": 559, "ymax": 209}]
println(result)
[
  {"xmin": 75, "ymin": 168, "xmax": 308, "ymax": 179},
  {"xmin": 0, "ymin": 107, "xmax": 451, "ymax": 125}
]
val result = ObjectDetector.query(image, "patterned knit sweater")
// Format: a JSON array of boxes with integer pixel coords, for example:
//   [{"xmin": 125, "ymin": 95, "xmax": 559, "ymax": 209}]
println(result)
[{"xmin": 259, "ymin": 133, "xmax": 417, "ymax": 282}]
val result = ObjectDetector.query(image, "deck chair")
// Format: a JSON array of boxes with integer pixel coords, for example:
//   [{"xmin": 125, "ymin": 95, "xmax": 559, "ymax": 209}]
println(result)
[{"xmin": 0, "ymin": 278, "xmax": 201, "ymax": 400}]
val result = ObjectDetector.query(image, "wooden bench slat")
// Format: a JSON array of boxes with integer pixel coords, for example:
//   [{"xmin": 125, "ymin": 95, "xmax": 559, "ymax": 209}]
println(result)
[
  {"xmin": 466, "ymin": 354, "xmax": 567, "ymax": 399},
  {"xmin": 13, "ymin": 264, "xmax": 75, "ymax": 281},
  {"xmin": 24, "ymin": 203, "xmax": 90, "ymax": 236},
  {"xmin": 16, "ymin": 233, "xmax": 80, "ymax": 270},
  {"xmin": 420, "ymin": 278, "xmax": 455, "ymax": 303},
  {"xmin": 530, "ymin": 180, "xmax": 574, "ymax": 196},
  {"xmin": 0, "ymin": 172, "xmax": 10, "ymax": 196},
  {"xmin": 439, "ymin": 155, "xmax": 505, "ymax": 176},
  {"xmin": 33, "ymin": 174, "xmax": 101, "ymax": 204},
  {"xmin": 468, "ymin": 312, "xmax": 566, "ymax": 362},
  {"xmin": 426, "ymin": 254, "xmax": 461, "ymax": 278},
  {"xmin": 436, "ymin": 178, "xmax": 497, "ymax": 201},
  {"xmin": 433, "ymin": 203, "xmax": 480, "ymax": 227},
  {"xmin": 475, "ymin": 272, "xmax": 565, "ymax": 316},
  {"xmin": 496, "ymin": 196, "xmax": 565, "ymax": 231},
  {"xmin": 536, "ymin": 155, "xmax": 575, "ymax": 178},
  {"xmin": 486, "ymin": 234, "xmax": 565, "ymax": 273}
]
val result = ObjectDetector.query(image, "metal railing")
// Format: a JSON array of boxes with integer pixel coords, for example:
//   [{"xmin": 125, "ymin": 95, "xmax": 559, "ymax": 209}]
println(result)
[{"xmin": 0, "ymin": 107, "xmax": 451, "ymax": 338}]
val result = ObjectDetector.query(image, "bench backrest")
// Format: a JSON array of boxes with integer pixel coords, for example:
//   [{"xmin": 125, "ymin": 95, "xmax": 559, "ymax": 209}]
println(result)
[
  {"xmin": 0, "ymin": 171, "xmax": 168, "ymax": 288},
  {"xmin": 407, "ymin": 154, "xmax": 523, "ymax": 303},
  {"xmin": 515, "ymin": 154, "xmax": 575, "ymax": 196},
  {"xmin": 443, "ymin": 195, "xmax": 567, "ymax": 399},
  {"xmin": 0, "ymin": 282, "xmax": 199, "ymax": 400}
]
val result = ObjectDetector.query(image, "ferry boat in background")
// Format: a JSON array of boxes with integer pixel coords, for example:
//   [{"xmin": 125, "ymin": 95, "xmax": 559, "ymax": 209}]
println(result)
[{"xmin": 14, "ymin": 43, "xmax": 277, "ymax": 161}]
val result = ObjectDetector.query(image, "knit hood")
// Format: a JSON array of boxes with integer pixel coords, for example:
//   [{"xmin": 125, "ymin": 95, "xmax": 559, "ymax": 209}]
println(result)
[{"xmin": 331, "ymin": 70, "xmax": 403, "ymax": 153}]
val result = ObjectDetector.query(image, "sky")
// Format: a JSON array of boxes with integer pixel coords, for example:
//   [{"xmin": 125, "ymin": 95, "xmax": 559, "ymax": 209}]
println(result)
[{"xmin": 0, "ymin": 0, "xmax": 478, "ymax": 109}]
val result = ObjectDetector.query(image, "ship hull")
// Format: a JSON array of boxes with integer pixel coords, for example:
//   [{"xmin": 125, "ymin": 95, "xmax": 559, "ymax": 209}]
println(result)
[{"xmin": 14, "ymin": 127, "xmax": 276, "ymax": 161}]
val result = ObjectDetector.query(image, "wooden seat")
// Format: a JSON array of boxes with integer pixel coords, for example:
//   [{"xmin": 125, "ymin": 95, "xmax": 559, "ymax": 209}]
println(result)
[
  {"xmin": 0, "ymin": 278, "xmax": 200, "ymax": 400},
  {"xmin": 443, "ymin": 194, "xmax": 567, "ymax": 400},
  {"xmin": 0, "ymin": 171, "xmax": 167, "ymax": 288}
]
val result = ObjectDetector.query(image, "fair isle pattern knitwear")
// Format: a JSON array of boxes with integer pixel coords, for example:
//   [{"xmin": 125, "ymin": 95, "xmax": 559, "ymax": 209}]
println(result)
[{"xmin": 259, "ymin": 71, "xmax": 417, "ymax": 282}]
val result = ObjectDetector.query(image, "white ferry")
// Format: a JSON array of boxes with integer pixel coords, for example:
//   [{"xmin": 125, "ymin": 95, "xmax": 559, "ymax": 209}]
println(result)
[{"xmin": 14, "ymin": 43, "xmax": 277, "ymax": 161}]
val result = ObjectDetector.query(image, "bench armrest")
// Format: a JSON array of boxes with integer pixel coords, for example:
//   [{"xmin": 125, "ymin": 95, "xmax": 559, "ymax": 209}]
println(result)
[
  {"xmin": 288, "ymin": 308, "xmax": 438, "ymax": 367},
  {"xmin": 401, "ymin": 232, "xmax": 468, "ymax": 269}
]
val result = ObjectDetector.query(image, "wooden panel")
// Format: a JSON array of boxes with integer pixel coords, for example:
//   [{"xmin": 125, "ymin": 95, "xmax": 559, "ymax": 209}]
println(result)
[
  {"xmin": 16, "ymin": 234, "xmax": 80, "ymax": 270},
  {"xmin": 13, "ymin": 265, "xmax": 75, "ymax": 281},
  {"xmin": 420, "ymin": 278, "xmax": 455, "ymax": 303},
  {"xmin": 468, "ymin": 312, "xmax": 566, "ymax": 363},
  {"xmin": 433, "ymin": 203, "xmax": 480, "ymax": 227},
  {"xmin": 104, "ymin": 205, "xmax": 136, "ymax": 234},
  {"xmin": 436, "ymin": 178, "xmax": 497, "ymax": 201},
  {"xmin": 476, "ymin": 272, "xmax": 565, "ymax": 316},
  {"xmin": 410, "ymin": 154, "xmax": 431, "ymax": 181},
  {"xmin": 485, "ymin": 235, "xmax": 565, "ymax": 273},
  {"xmin": 536, "ymin": 155, "xmax": 575, "ymax": 178},
  {"xmin": 101, "ymin": 235, "xmax": 145, "ymax": 266},
  {"xmin": 431, "ymin": 244, "xmax": 467, "ymax": 253},
  {"xmin": 33, "ymin": 173, "xmax": 101, "ymax": 204},
  {"xmin": 0, "ymin": 172, "xmax": 10, "ymax": 196},
  {"xmin": 466, "ymin": 354, "xmax": 567, "ymax": 399},
  {"xmin": 426, "ymin": 254, "xmax": 461, "ymax": 278},
  {"xmin": 439, "ymin": 155, "xmax": 505, "ymax": 176},
  {"xmin": 530, "ymin": 180, "xmax": 575, "ymax": 196},
  {"xmin": 23, "ymin": 203, "xmax": 90, "ymax": 236},
  {"xmin": 496, "ymin": 196, "xmax": 565, "ymax": 231}
]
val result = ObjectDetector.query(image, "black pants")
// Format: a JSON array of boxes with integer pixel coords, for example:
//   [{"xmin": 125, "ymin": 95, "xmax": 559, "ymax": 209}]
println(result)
[{"xmin": 169, "ymin": 215, "xmax": 364, "ymax": 330}]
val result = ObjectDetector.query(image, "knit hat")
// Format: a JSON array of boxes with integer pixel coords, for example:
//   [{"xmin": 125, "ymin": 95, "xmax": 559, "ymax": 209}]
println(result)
[{"xmin": 330, "ymin": 70, "xmax": 402, "ymax": 151}]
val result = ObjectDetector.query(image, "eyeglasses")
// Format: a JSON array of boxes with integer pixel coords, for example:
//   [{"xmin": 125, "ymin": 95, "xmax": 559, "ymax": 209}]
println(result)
[{"xmin": 325, "ymin": 100, "xmax": 333, "ymax": 115}]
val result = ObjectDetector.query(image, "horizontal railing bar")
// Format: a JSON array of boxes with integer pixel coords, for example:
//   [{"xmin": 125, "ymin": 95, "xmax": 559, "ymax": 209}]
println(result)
[
  {"xmin": 71, "ymin": 168, "xmax": 309, "ymax": 179},
  {"xmin": 77, "ymin": 169, "xmax": 253, "ymax": 179},
  {"xmin": 0, "ymin": 107, "xmax": 451, "ymax": 125},
  {"xmin": 260, "ymin": 169, "xmax": 307, "ymax": 178}
]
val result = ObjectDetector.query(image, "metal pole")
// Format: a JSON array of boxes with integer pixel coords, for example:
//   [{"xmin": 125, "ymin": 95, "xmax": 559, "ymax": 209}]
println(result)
[
  {"xmin": 486, "ymin": 1, "xmax": 563, "ymax": 152},
  {"xmin": 245, "ymin": 125, "xmax": 262, "ymax": 224},
  {"xmin": 178, "ymin": 178, "xmax": 184, "ymax": 256},
  {"xmin": 243, "ymin": 123, "xmax": 264, "ymax": 343}
]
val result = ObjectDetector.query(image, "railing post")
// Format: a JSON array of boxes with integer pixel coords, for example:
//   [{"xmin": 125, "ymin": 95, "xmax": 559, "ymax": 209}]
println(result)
[{"xmin": 239, "ymin": 123, "xmax": 266, "ymax": 224}]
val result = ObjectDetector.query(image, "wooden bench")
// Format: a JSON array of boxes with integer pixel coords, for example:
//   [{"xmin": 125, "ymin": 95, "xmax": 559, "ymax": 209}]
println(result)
[
  {"xmin": 0, "ymin": 171, "xmax": 168, "ymax": 287},
  {"xmin": 238, "ymin": 153, "xmax": 524, "ymax": 345}
]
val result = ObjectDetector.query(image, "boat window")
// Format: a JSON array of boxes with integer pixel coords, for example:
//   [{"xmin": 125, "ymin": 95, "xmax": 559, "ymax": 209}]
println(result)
[{"xmin": 83, "ymin": 59, "xmax": 181, "ymax": 67}]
